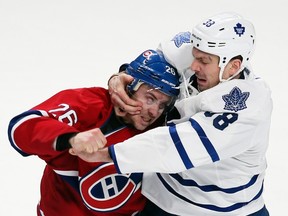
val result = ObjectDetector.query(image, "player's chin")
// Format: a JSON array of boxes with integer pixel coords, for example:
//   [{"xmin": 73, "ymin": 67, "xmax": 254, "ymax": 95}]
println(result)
[
  {"xmin": 197, "ymin": 79, "xmax": 209, "ymax": 91},
  {"xmin": 134, "ymin": 123, "xmax": 149, "ymax": 131},
  {"xmin": 133, "ymin": 119, "xmax": 152, "ymax": 131}
]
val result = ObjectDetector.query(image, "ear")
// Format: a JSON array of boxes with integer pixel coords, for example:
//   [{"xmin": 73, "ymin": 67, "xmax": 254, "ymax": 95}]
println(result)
[{"xmin": 229, "ymin": 59, "xmax": 242, "ymax": 76}]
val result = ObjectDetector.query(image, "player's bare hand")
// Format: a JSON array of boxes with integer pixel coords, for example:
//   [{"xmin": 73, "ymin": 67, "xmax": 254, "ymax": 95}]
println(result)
[
  {"xmin": 108, "ymin": 73, "xmax": 143, "ymax": 115},
  {"xmin": 70, "ymin": 148, "xmax": 112, "ymax": 163},
  {"xmin": 68, "ymin": 128, "xmax": 106, "ymax": 156}
]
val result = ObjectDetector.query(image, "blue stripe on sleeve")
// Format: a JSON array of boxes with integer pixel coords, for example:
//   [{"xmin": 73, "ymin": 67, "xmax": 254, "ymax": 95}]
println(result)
[
  {"xmin": 170, "ymin": 173, "xmax": 259, "ymax": 193},
  {"xmin": 169, "ymin": 125, "xmax": 194, "ymax": 169},
  {"xmin": 189, "ymin": 118, "xmax": 220, "ymax": 162},
  {"xmin": 109, "ymin": 146, "xmax": 122, "ymax": 174}
]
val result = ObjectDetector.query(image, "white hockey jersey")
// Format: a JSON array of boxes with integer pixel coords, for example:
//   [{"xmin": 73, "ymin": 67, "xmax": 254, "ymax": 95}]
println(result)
[{"xmin": 109, "ymin": 69, "xmax": 273, "ymax": 215}]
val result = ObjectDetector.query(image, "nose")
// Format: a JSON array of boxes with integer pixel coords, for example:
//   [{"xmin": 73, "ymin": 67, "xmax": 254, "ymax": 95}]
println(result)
[
  {"xmin": 146, "ymin": 103, "xmax": 161, "ymax": 119},
  {"xmin": 191, "ymin": 60, "xmax": 200, "ymax": 72}
]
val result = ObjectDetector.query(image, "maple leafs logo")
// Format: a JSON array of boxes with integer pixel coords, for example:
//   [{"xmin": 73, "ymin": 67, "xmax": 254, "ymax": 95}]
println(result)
[
  {"xmin": 234, "ymin": 23, "xmax": 245, "ymax": 37},
  {"xmin": 172, "ymin": 31, "xmax": 191, "ymax": 48},
  {"xmin": 222, "ymin": 87, "xmax": 249, "ymax": 112}
]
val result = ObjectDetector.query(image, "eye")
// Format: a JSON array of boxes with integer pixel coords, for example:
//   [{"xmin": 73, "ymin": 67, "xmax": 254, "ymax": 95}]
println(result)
[
  {"xmin": 158, "ymin": 103, "xmax": 166, "ymax": 110},
  {"xmin": 146, "ymin": 96, "xmax": 155, "ymax": 105},
  {"xmin": 200, "ymin": 59, "xmax": 209, "ymax": 64},
  {"xmin": 197, "ymin": 57, "xmax": 210, "ymax": 65}
]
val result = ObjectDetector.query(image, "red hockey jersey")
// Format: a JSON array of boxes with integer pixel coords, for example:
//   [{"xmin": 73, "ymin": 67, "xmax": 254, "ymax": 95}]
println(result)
[{"xmin": 8, "ymin": 87, "xmax": 157, "ymax": 216}]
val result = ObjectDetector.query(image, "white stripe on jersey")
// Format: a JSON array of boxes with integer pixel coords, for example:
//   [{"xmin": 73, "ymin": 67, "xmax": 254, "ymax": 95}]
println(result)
[{"xmin": 53, "ymin": 169, "xmax": 79, "ymax": 177}]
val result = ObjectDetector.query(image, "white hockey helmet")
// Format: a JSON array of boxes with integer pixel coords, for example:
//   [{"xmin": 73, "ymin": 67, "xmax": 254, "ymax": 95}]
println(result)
[{"xmin": 190, "ymin": 12, "xmax": 256, "ymax": 81}]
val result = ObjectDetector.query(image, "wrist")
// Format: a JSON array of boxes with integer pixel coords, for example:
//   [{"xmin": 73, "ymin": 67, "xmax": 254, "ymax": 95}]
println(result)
[{"xmin": 56, "ymin": 132, "xmax": 78, "ymax": 151}]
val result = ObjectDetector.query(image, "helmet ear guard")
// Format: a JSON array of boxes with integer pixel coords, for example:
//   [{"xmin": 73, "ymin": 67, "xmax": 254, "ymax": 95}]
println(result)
[
  {"xmin": 190, "ymin": 12, "xmax": 256, "ymax": 81},
  {"xmin": 118, "ymin": 63, "xmax": 129, "ymax": 72}
]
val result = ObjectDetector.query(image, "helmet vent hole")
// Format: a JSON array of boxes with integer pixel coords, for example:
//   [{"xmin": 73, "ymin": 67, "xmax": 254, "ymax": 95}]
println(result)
[
  {"xmin": 219, "ymin": 42, "xmax": 226, "ymax": 47},
  {"xmin": 208, "ymin": 42, "xmax": 216, "ymax": 47},
  {"xmin": 219, "ymin": 28, "xmax": 225, "ymax": 31}
]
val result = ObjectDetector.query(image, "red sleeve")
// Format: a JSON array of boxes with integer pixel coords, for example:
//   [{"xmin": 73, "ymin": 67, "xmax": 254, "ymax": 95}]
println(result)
[{"xmin": 8, "ymin": 87, "xmax": 113, "ymax": 161}]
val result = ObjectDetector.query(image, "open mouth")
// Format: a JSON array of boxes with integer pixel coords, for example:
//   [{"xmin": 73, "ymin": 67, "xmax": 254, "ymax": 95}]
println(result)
[
  {"xmin": 197, "ymin": 77, "xmax": 207, "ymax": 86},
  {"xmin": 141, "ymin": 116, "xmax": 151, "ymax": 123}
]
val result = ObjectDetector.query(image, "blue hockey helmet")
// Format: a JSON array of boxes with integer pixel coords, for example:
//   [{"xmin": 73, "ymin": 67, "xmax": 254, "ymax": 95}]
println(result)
[{"xmin": 126, "ymin": 49, "xmax": 180, "ymax": 98}]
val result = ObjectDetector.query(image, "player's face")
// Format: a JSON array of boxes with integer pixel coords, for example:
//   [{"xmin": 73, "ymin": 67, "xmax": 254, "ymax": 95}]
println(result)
[
  {"xmin": 191, "ymin": 47, "xmax": 221, "ymax": 92},
  {"xmin": 123, "ymin": 84, "xmax": 172, "ymax": 130}
]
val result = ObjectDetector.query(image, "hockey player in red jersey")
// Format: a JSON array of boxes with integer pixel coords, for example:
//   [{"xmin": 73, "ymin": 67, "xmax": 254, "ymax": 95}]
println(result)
[{"xmin": 7, "ymin": 49, "xmax": 180, "ymax": 216}]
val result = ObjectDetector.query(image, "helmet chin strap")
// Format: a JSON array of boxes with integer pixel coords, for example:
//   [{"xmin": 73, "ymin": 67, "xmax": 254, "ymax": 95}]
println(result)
[
  {"xmin": 219, "ymin": 64, "xmax": 244, "ymax": 83},
  {"xmin": 180, "ymin": 70, "xmax": 191, "ymax": 98}
]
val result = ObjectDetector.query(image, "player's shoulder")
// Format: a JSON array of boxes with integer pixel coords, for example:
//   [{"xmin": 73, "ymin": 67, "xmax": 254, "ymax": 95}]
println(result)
[
  {"xmin": 70, "ymin": 86, "xmax": 110, "ymax": 100},
  {"xmin": 81, "ymin": 87, "xmax": 112, "ymax": 106},
  {"xmin": 157, "ymin": 31, "xmax": 194, "ymax": 75},
  {"xmin": 210, "ymin": 77, "xmax": 270, "ymax": 96},
  {"xmin": 55, "ymin": 87, "xmax": 111, "ymax": 109},
  {"xmin": 199, "ymin": 78, "xmax": 271, "ymax": 112}
]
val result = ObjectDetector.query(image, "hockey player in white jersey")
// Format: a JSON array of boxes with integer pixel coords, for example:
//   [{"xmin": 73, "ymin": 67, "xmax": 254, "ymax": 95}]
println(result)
[{"xmin": 74, "ymin": 12, "xmax": 272, "ymax": 216}]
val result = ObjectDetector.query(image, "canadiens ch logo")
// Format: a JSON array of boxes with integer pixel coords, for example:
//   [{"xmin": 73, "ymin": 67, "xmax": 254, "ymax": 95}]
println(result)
[
  {"xmin": 222, "ymin": 86, "xmax": 249, "ymax": 112},
  {"xmin": 172, "ymin": 31, "xmax": 191, "ymax": 48},
  {"xmin": 79, "ymin": 163, "xmax": 142, "ymax": 212}
]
